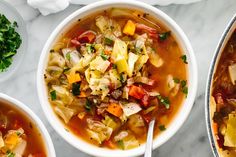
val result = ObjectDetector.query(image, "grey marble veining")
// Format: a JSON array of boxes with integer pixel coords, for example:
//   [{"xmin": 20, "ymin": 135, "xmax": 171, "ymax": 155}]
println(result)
[{"xmin": 1, "ymin": 0, "xmax": 236, "ymax": 156}]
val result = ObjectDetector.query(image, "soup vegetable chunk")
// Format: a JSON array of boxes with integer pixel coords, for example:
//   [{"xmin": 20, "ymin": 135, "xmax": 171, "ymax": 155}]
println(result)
[
  {"xmin": 211, "ymin": 31, "xmax": 236, "ymax": 157},
  {"xmin": 0, "ymin": 103, "xmax": 46, "ymax": 157},
  {"xmin": 45, "ymin": 8, "xmax": 188, "ymax": 149}
]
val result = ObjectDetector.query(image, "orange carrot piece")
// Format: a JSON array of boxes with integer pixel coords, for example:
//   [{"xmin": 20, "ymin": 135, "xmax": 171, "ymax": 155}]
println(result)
[{"xmin": 106, "ymin": 103, "xmax": 123, "ymax": 117}]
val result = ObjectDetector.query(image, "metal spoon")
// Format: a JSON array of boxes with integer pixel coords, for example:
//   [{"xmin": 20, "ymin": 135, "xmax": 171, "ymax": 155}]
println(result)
[{"xmin": 144, "ymin": 119, "xmax": 156, "ymax": 157}]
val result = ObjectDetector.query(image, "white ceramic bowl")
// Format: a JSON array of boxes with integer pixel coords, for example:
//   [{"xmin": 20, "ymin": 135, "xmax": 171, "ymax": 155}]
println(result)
[
  {"xmin": 37, "ymin": 1, "xmax": 198, "ymax": 156},
  {"xmin": 205, "ymin": 14, "xmax": 236, "ymax": 157},
  {"xmin": 0, "ymin": 93, "xmax": 56, "ymax": 157}
]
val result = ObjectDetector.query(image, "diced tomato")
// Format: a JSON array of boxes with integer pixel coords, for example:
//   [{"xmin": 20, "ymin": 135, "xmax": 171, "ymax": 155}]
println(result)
[
  {"xmin": 141, "ymin": 93, "xmax": 150, "ymax": 107},
  {"xmin": 71, "ymin": 30, "xmax": 96, "ymax": 46},
  {"xmin": 77, "ymin": 30, "xmax": 96, "ymax": 43},
  {"xmin": 142, "ymin": 114, "xmax": 152, "ymax": 124},
  {"xmin": 214, "ymin": 93, "xmax": 225, "ymax": 112},
  {"xmin": 136, "ymin": 23, "xmax": 157, "ymax": 34},
  {"xmin": 71, "ymin": 38, "xmax": 81, "ymax": 46},
  {"xmin": 128, "ymin": 85, "xmax": 145, "ymax": 99},
  {"xmin": 104, "ymin": 140, "xmax": 116, "ymax": 149}
]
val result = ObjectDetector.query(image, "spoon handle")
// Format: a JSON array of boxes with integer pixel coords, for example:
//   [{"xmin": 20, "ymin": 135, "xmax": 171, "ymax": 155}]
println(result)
[{"xmin": 144, "ymin": 119, "xmax": 155, "ymax": 157}]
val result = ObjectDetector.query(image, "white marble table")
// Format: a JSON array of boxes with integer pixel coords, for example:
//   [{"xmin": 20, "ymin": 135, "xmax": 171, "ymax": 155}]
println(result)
[{"xmin": 1, "ymin": 0, "xmax": 236, "ymax": 156}]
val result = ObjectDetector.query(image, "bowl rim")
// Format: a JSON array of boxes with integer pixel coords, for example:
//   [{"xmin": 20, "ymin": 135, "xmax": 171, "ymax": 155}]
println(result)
[
  {"xmin": 205, "ymin": 14, "xmax": 236, "ymax": 157},
  {"xmin": 37, "ymin": 0, "xmax": 198, "ymax": 156},
  {"xmin": 0, "ymin": 93, "xmax": 56, "ymax": 157}
]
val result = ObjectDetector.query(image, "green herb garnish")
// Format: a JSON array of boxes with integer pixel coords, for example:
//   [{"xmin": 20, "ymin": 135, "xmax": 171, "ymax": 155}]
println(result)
[
  {"xmin": 180, "ymin": 55, "xmax": 188, "ymax": 64},
  {"xmin": 6, "ymin": 150, "xmax": 15, "ymax": 157},
  {"xmin": 173, "ymin": 78, "xmax": 180, "ymax": 83},
  {"xmin": 72, "ymin": 82, "xmax": 81, "ymax": 96},
  {"xmin": 100, "ymin": 51, "xmax": 109, "ymax": 60},
  {"xmin": 85, "ymin": 98, "xmax": 92, "ymax": 111},
  {"xmin": 158, "ymin": 125, "xmax": 166, "ymax": 131},
  {"xmin": 112, "ymin": 64, "xmax": 117, "ymax": 69},
  {"xmin": 50, "ymin": 90, "xmax": 56, "ymax": 101},
  {"xmin": 86, "ymin": 44, "xmax": 95, "ymax": 53},
  {"xmin": 117, "ymin": 140, "xmax": 125, "ymax": 150},
  {"xmin": 0, "ymin": 14, "xmax": 22, "ymax": 72},
  {"xmin": 66, "ymin": 53, "xmax": 71, "ymax": 60},
  {"xmin": 157, "ymin": 95, "xmax": 170, "ymax": 109},
  {"xmin": 180, "ymin": 80, "xmax": 187, "ymax": 88},
  {"xmin": 104, "ymin": 37, "xmax": 114, "ymax": 46},
  {"xmin": 158, "ymin": 31, "xmax": 171, "ymax": 41}
]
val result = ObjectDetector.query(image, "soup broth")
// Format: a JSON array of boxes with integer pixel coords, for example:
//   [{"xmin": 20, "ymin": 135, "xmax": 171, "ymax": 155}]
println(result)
[
  {"xmin": 45, "ymin": 8, "xmax": 188, "ymax": 149},
  {"xmin": 0, "ymin": 102, "xmax": 47, "ymax": 157}
]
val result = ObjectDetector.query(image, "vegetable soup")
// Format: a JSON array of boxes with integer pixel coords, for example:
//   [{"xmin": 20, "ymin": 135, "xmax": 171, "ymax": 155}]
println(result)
[
  {"xmin": 211, "ymin": 30, "xmax": 236, "ymax": 157},
  {"xmin": 45, "ymin": 8, "xmax": 188, "ymax": 150},
  {"xmin": 0, "ymin": 102, "xmax": 46, "ymax": 157}
]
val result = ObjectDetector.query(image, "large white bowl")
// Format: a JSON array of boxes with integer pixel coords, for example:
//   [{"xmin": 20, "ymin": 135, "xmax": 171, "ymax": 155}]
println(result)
[
  {"xmin": 0, "ymin": 93, "xmax": 56, "ymax": 157},
  {"xmin": 37, "ymin": 1, "xmax": 198, "ymax": 156},
  {"xmin": 205, "ymin": 14, "xmax": 236, "ymax": 157}
]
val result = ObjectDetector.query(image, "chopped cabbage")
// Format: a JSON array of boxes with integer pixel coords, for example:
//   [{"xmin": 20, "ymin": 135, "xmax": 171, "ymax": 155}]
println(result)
[
  {"xmin": 90, "ymin": 56, "xmax": 110, "ymax": 73},
  {"xmin": 102, "ymin": 115, "xmax": 119, "ymax": 130},
  {"xmin": 89, "ymin": 77, "xmax": 110, "ymax": 100},
  {"xmin": 51, "ymin": 85, "xmax": 73, "ymax": 105},
  {"xmin": 54, "ymin": 105, "xmax": 77, "ymax": 123},
  {"xmin": 87, "ymin": 119, "xmax": 113, "ymax": 144},
  {"xmin": 121, "ymin": 102, "xmax": 142, "ymax": 117},
  {"xmin": 114, "ymin": 131, "xmax": 139, "ymax": 149},
  {"xmin": 109, "ymin": 69, "xmax": 122, "ymax": 89},
  {"xmin": 127, "ymin": 114, "xmax": 146, "ymax": 135},
  {"xmin": 127, "ymin": 52, "xmax": 139, "ymax": 77},
  {"xmin": 48, "ymin": 53, "xmax": 65, "ymax": 68},
  {"xmin": 134, "ymin": 54, "xmax": 149, "ymax": 72},
  {"xmin": 62, "ymin": 48, "xmax": 81, "ymax": 67},
  {"xmin": 112, "ymin": 39, "xmax": 128, "ymax": 62}
]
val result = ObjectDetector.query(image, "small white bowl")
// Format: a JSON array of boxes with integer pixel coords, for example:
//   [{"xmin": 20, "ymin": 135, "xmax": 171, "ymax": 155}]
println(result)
[
  {"xmin": 0, "ymin": 1, "xmax": 27, "ymax": 82},
  {"xmin": 205, "ymin": 14, "xmax": 236, "ymax": 157},
  {"xmin": 0, "ymin": 93, "xmax": 56, "ymax": 157},
  {"xmin": 37, "ymin": 1, "xmax": 198, "ymax": 156}
]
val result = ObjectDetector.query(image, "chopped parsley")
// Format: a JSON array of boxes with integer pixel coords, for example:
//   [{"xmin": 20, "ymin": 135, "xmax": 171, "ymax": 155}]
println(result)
[
  {"xmin": 85, "ymin": 98, "xmax": 92, "ymax": 111},
  {"xmin": 0, "ymin": 14, "xmax": 22, "ymax": 72},
  {"xmin": 181, "ymin": 80, "xmax": 188, "ymax": 95},
  {"xmin": 112, "ymin": 63, "xmax": 117, "ymax": 69},
  {"xmin": 104, "ymin": 37, "xmax": 114, "ymax": 46},
  {"xmin": 158, "ymin": 31, "xmax": 171, "ymax": 41},
  {"xmin": 117, "ymin": 140, "xmax": 125, "ymax": 150},
  {"xmin": 6, "ymin": 150, "xmax": 15, "ymax": 157},
  {"xmin": 66, "ymin": 53, "xmax": 71, "ymax": 60},
  {"xmin": 158, "ymin": 125, "xmax": 166, "ymax": 131},
  {"xmin": 180, "ymin": 55, "xmax": 188, "ymax": 64},
  {"xmin": 50, "ymin": 90, "xmax": 56, "ymax": 101},
  {"xmin": 173, "ymin": 78, "xmax": 180, "ymax": 83},
  {"xmin": 157, "ymin": 95, "xmax": 170, "ymax": 109},
  {"xmin": 86, "ymin": 44, "xmax": 95, "ymax": 53},
  {"xmin": 72, "ymin": 82, "xmax": 81, "ymax": 96},
  {"xmin": 100, "ymin": 51, "xmax": 109, "ymax": 60}
]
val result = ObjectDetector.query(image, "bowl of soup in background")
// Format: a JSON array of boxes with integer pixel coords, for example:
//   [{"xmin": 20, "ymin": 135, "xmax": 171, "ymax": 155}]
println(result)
[
  {"xmin": 37, "ymin": 1, "xmax": 198, "ymax": 157},
  {"xmin": 0, "ymin": 93, "xmax": 56, "ymax": 157},
  {"xmin": 206, "ymin": 14, "xmax": 236, "ymax": 157}
]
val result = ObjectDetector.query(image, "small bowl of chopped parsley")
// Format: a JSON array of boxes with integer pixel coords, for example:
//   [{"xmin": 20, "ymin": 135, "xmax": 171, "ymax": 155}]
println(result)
[{"xmin": 0, "ymin": 0, "xmax": 27, "ymax": 82}]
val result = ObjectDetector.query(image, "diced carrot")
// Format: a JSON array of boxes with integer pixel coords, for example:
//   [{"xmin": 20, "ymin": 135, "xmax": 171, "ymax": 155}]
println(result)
[
  {"xmin": 67, "ymin": 70, "xmax": 81, "ymax": 84},
  {"xmin": 128, "ymin": 85, "xmax": 145, "ymax": 99},
  {"xmin": 123, "ymin": 20, "xmax": 136, "ymax": 36},
  {"xmin": 106, "ymin": 103, "xmax": 123, "ymax": 117},
  {"xmin": 105, "ymin": 50, "xmax": 111, "ymax": 55},
  {"xmin": 212, "ymin": 122, "xmax": 218, "ymax": 135},
  {"xmin": 78, "ymin": 91, "xmax": 86, "ymax": 98},
  {"xmin": 104, "ymin": 140, "xmax": 116, "ymax": 149}
]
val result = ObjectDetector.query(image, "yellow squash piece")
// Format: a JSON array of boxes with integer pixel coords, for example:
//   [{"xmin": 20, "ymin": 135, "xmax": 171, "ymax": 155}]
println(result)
[
  {"xmin": 116, "ymin": 58, "xmax": 129, "ymax": 74},
  {"xmin": 224, "ymin": 113, "xmax": 236, "ymax": 147},
  {"xmin": 67, "ymin": 70, "xmax": 81, "ymax": 84},
  {"xmin": 123, "ymin": 20, "xmax": 136, "ymax": 36}
]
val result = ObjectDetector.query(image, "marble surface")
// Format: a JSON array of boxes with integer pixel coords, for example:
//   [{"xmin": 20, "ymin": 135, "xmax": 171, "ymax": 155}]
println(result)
[{"xmin": 1, "ymin": 0, "xmax": 236, "ymax": 156}]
